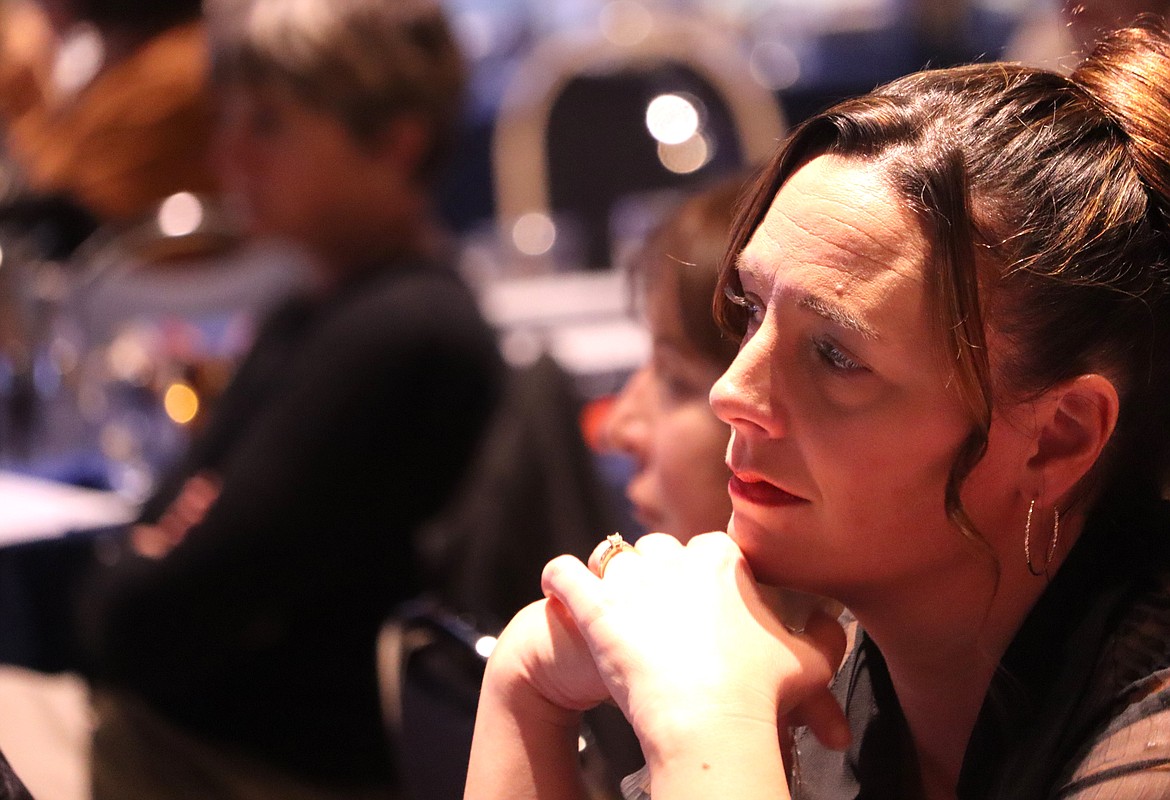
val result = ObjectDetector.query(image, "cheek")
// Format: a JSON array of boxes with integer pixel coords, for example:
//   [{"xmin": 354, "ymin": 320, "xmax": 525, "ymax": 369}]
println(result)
[
  {"xmin": 654, "ymin": 407, "xmax": 732, "ymax": 528},
  {"xmin": 804, "ymin": 398, "xmax": 967, "ymax": 529},
  {"xmin": 250, "ymin": 166, "xmax": 327, "ymax": 228},
  {"xmin": 257, "ymin": 155, "xmax": 311, "ymax": 197}
]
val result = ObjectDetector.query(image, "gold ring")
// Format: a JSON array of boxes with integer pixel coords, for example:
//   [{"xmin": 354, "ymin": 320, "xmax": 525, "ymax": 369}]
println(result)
[{"xmin": 597, "ymin": 532, "xmax": 634, "ymax": 578}]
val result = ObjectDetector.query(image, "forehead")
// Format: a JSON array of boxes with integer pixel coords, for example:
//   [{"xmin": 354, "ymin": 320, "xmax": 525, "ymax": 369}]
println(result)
[
  {"xmin": 739, "ymin": 155, "xmax": 929, "ymax": 334},
  {"xmin": 644, "ymin": 263, "xmax": 696, "ymax": 345}
]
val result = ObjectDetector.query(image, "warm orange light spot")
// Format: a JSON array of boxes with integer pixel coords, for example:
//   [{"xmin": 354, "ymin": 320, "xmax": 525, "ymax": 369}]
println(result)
[{"xmin": 164, "ymin": 382, "xmax": 199, "ymax": 425}]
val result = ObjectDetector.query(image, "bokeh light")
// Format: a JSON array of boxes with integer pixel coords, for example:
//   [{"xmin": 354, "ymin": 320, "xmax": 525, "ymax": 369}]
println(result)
[
  {"xmin": 600, "ymin": 0, "xmax": 653, "ymax": 47},
  {"xmin": 157, "ymin": 192, "xmax": 204, "ymax": 238},
  {"xmin": 163, "ymin": 381, "xmax": 200, "ymax": 425},
  {"xmin": 512, "ymin": 211, "xmax": 558, "ymax": 256},
  {"xmin": 657, "ymin": 132, "xmax": 711, "ymax": 174},
  {"xmin": 474, "ymin": 635, "xmax": 498, "ymax": 659},
  {"xmin": 749, "ymin": 41, "xmax": 801, "ymax": 91},
  {"xmin": 645, "ymin": 93, "xmax": 701, "ymax": 145}
]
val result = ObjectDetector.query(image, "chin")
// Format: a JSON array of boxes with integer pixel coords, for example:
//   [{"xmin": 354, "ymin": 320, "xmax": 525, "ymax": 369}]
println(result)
[
  {"xmin": 727, "ymin": 505, "xmax": 779, "ymax": 542},
  {"xmin": 727, "ymin": 512, "xmax": 765, "ymax": 557},
  {"xmin": 727, "ymin": 511, "xmax": 804, "ymax": 586}
]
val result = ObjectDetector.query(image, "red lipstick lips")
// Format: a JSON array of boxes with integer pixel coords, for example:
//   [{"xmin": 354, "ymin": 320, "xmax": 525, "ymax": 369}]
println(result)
[{"xmin": 728, "ymin": 475, "xmax": 805, "ymax": 507}]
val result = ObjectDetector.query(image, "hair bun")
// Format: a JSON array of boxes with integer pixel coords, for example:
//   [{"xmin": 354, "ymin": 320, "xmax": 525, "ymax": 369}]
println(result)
[{"xmin": 1071, "ymin": 18, "xmax": 1170, "ymax": 218}]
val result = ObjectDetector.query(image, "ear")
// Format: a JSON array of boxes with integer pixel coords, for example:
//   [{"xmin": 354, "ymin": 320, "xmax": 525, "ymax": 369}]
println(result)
[{"xmin": 1027, "ymin": 374, "xmax": 1120, "ymax": 506}]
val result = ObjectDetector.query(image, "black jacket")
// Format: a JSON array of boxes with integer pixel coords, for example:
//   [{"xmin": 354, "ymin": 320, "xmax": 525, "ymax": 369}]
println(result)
[{"xmin": 81, "ymin": 257, "xmax": 504, "ymax": 786}]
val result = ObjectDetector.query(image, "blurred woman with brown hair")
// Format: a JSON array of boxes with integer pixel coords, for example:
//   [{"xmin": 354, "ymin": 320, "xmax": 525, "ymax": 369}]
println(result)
[{"xmin": 603, "ymin": 179, "xmax": 742, "ymax": 543}]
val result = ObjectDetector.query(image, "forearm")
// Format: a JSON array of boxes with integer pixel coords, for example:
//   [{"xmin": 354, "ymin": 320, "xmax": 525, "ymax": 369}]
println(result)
[{"xmin": 464, "ymin": 658, "xmax": 589, "ymax": 800}]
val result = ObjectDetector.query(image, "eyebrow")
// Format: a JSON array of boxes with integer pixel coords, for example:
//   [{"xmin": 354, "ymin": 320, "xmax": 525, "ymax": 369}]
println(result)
[
  {"xmin": 797, "ymin": 294, "xmax": 878, "ymax": 340},
  {"xmin": 733, "ymin": 256, "xmax": 879, "ymax": 339}
]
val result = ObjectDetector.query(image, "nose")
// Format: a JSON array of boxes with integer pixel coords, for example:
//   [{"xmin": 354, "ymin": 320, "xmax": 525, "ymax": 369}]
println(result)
[
  {"xmin": 602, "ymin": 365, "xmax": 655, "ymax": 463},
  {"xmin": 709, "ymin": 329, "xmax": 786, "ymax": 439}
]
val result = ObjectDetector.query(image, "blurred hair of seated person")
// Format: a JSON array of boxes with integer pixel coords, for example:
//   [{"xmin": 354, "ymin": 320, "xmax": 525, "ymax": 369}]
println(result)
[
  {"xmin": 0, "ymin": 0, "xmax": 217, "ymax": 235},
  {"xmin": 0, "ymin": 1, "xmax": 53, "ymax": 132},
  {"xmin": 603, "ymin": 179, "xmax": 744, "ymax": 543},
  {"xmin": 76, "ymin": 0, "xmax": 504, "ymax": 797}
]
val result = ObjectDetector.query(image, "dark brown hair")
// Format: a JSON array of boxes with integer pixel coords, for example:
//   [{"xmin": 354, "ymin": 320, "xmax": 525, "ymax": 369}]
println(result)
[
  {"xmin": 634, "ymin": 178, "xmax": 747, "ymax": 368},
  {"xmin": 716, "ymin": 19, "xmax": 1170, "ymax": 535},
  {"xmin": 206, "ymin": 0, "xmax": 465, "ymax": 182},
  {"xmin": 75, "ymin": 0, "xmax": 202, "ymax": 31}
]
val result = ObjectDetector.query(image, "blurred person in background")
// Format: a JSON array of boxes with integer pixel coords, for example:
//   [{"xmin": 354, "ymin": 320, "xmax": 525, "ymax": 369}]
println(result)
[
  {"xmin": 0, "ymin": 0, "xmax": 258, "ymax": 481},
  {"xmin": 0, "ymin": 1, "xmax": 53, "ymax": 147},
  {"xmin": 574, "ymin": 179, "xmax": 747, "ymax": 797},
  {"xmin": 0, "ymin": 0, "xmax": 215, "ymax": 243},
  {"xmin": 603, "ymin": 179, "xmax": 742, "ymax": 543},
  {"xmin": 76, "ymin": 0, "xmax": 504, "ymax": 797}
]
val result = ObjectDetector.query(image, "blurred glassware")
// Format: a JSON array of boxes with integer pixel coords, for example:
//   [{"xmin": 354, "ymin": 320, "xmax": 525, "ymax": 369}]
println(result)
[
  {"xmin": 0, "ymin": 189, "xmax": 303, "ymax": 496},
  {"xmin": 459, "ymin": 210, "xmax": 587, "ymax": 286}
]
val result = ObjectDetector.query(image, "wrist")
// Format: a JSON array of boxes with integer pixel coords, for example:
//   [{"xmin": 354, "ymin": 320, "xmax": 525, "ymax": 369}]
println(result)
[
  {"xmin": 637, "ymin": 701, "xmax": 779, "ymax": 759},
  {"xmin": 638, "ymin": 711, "xmax": 789, "ymax": 798},
  {"xmin": 468, "ymin": 654, "xmax": 589, "ymax": 800}
]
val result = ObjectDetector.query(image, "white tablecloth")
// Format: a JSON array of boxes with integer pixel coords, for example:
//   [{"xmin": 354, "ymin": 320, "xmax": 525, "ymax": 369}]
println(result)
[{"xmin": 0, "ymin": 471, "xmax": 134, "ymax": 546}]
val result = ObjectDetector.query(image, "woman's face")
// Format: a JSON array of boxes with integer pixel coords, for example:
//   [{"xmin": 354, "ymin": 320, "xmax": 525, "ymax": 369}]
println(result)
[
  {"xmin": 605, "ymin": 269, "xmax": 733, "ymax": 542},
  {"xmin": 212, "ymin": 82, "xmax": 393, "ymax": 264},
  {"xmin": 710, "ymin": 154, "xmax": 1029, "ymax": 601}
]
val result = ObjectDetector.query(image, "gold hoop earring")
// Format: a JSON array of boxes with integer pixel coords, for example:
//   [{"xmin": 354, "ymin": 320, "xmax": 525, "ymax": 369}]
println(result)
[{"xmin": 1024, "ymin": 499, "xmax": 1061, "ymax": 576}]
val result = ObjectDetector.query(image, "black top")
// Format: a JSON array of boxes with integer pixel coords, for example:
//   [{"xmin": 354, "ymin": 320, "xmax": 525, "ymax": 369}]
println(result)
[
  {"xmin": 791, "ymin": 496, "xmax": 1170, "ymax": 799},
  {"xmin": 0, "ymin": 750, "xmax": 31, "ymax": 800},
  {"xmin": 80, "ymin": 258, "xmax": 504, "ymax": 786}
]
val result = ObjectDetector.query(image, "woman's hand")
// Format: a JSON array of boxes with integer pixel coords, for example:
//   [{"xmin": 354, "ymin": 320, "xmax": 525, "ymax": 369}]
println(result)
[
  {"xmin": 487, "ymin": 596, "xmax": 612, "ymax": 718},
  {"xmin": 466, "ymin": 532, "xmax": 849, "ymax": 800},
  {"xmin": 540, "ymin": 532, "xmax": 849, "ymax": 765},
  {"xmin": 465, "ymin": 599, "xmax": 610, "ymax": 800},
  {"xmin": 130, "ymin": 472, "xmax": 220, "ymax": 559}
]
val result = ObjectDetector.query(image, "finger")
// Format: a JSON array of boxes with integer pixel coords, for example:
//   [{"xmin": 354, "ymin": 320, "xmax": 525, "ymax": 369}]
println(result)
[
  {"xmin": 629, "ymin": 531, "xmax": 683, "ymax": 557},
  {"xmin": 130, "ymin": 525, "xmax": 169, "ymax": 559},
  {"xmin": 166, "ymin": 501, "xmax": 200, "ymax": 529},
  {"xmin": 191, "ymin": 470, "xmax": 223, "ymax": 492},
  {"xmin": 183, "ymin": 474, "xmax": 221, "ymax": 509},
  {"xmin": 788, "ymin": 687, "xmax": 850, "ymax": 751},
  {"xmin": 587, "ymin": 538, "xmax": 613, "ymax": 571},
  {"xmin": 188, "ymin": 488, "xmax": 217, "ymax": 515},
  {"xmin": 541, "ymin": 554, "xmax": 610, "ymax": 629},
  {"xmin": 540, "ymin": 598, "xmax": 612, "ymax": 710},
  {"xmin": 684, "ymin": 529, "xmax": 738, "ymax": 553},
  {"xmin": 777, "ymin": 612, "xmax": 848, "ymax": 700},
  {"xmin": 587, "ymin": 533, "xmax": 637, "ymax": 577},
  {"xmin": 542, "ymin": 554, "xmax": 596, "ymax": 600},
  {"xmin": 684, "ymin": 531, "xmax": 748, "ymax": 574},
  {"xmin": 800, "ymin": 610, "xmax": 849, "ymax": 668},
  {"xmin": 161, "ymin": 505, "xmax": 200, "ymax": 540}
]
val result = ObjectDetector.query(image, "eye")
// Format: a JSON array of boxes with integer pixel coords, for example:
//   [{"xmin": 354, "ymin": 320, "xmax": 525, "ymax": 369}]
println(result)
[
  {"xmin": 658, "ymin": 375, "xmax": 689, "ymax": 401},
  {"xmin": 651, "ymin": 354, "xmax": 706, "ymax": 402},
  {"xmin": 723, "ymin": 284, "xmax": 764, "ymax": 321},
  {"xmin": 814, "ymin": 337, "xmax": 867, "ymax": 373},
  {"xmin": 659, "ymin": 370, "xmax": 705, "ymax": 401}
]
